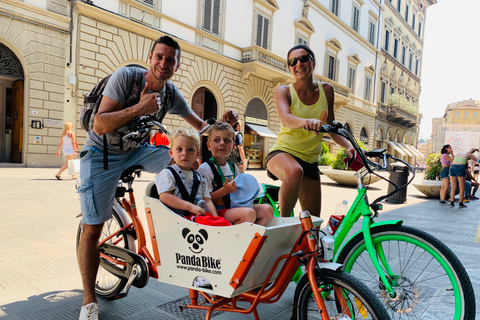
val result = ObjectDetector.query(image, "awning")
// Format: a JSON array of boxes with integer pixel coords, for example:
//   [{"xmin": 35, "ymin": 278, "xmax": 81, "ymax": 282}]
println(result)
[
  {"xmin": 404, "ymin": 144, "xmax": 424, "ymax": 158},
  {"xmin": 245, "ymin": 123, "xmax": 277, "ymax": 138},
  {"xmin": 387, "ymin": 141, "xmax": 406, "ymax": 156},
  {"xmin": 397, "ymin": 143, "xmax": 414, "ymax": 157}
]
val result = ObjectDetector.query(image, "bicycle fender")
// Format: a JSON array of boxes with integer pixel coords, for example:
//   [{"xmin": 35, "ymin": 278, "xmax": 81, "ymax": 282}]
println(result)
[
  {"xmin": 334, "ymin": 220, "xmax": 403, "ymax": 262},
  {"xmin": 317, "ymin": 262, "xmax": 343, "ymax": 271}
]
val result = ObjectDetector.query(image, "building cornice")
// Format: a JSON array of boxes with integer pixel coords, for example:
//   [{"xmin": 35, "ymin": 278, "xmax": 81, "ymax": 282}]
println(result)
[
  {"xmin": 0, "ymin": 0, "xmax": 70, "ymax": 33},
  {"xmin": 381, "ymin": 49, "xmax": 420, "ymax": 83}
]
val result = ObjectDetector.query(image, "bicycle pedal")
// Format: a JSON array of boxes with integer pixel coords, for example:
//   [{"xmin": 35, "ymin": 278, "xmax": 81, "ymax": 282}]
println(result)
[{"xmin": 106, "ymin": 293, "xmax": 126, "ymax": 301}]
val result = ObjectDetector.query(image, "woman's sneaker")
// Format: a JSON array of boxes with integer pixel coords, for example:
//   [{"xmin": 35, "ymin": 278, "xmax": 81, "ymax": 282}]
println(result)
[
  {"xmin": 459, "ymin": 202, "xmax": 467, "ymax": 208},
  {"xmin": 449, "ymin": 201, "xmax": 455, "ymax": 208},
  {"xmin": 439, "ymin": 200, "xmax": 447, "ymax": 205},
  {"xmin": 79, "ymin": 303, "xmax": 98, "ymax": 320}
]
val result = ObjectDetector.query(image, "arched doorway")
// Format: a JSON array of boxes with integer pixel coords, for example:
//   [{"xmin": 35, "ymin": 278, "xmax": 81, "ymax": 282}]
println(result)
[
  {"xmin": 191, "ymin": 87, "xmax": 217, "ymax": 162},
  {"xmin": 244, "ymin": 98, "xmax": 276, "ymax": 169},
  {"xmin": 0, "ymin": 43, "xmax": 24, "ymax": 163}
]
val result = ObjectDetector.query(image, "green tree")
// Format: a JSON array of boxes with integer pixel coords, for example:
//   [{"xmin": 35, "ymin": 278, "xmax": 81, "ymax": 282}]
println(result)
[
  {"xmin": 318, "ymin": 141, "xmax": 334, "ymax": 166},
  {"xmin": 331, "ymin": 141, "xmax": 367, "ymax": 170},
  {"xmin": 424, "ymin": 153, "xmax": 441, "ymax": 180}
]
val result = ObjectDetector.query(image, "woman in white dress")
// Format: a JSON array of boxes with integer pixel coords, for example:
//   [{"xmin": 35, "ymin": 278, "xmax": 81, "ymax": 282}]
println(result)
[{"xmin": 55, "ymin": 122, "xmax": 78, "ymax": 179}]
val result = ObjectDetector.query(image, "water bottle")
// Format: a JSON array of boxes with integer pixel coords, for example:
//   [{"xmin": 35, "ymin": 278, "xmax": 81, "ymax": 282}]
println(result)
[{"xmin": 327, "ymin": 200, "xmax": 348, "ymax": 235}]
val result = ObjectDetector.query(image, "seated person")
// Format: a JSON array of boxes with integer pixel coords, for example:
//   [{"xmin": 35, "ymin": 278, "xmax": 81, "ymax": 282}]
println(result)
[
  {"xmin": 198, "ymin": 122, "xmax": 273, "ymax": 226},
  {"xmin": 155, "ymin": 128, "xmax": 229, "ymax": 226},
  {"xmin": 466, "ymin": 163, "xmax": 479, "ymax": 200}
]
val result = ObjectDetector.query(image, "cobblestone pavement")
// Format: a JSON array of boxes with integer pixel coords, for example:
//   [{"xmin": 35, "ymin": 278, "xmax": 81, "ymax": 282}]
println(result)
[{"xmin": 0, "ymin": 167, "xmax": 478, "ymax": 319}]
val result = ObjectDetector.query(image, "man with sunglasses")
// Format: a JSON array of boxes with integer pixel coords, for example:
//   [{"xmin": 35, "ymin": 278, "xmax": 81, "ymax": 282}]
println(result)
[{"xmin": 265, "ymin": 44, "xmax": 354, "ymax": 218}]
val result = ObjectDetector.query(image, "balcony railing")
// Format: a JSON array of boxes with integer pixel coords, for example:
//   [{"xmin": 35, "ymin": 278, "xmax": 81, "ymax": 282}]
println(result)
[
  {"xmin": 378, "ymin": 104, "xmax": 417, "ymax": 127},
  {"xmin": 241, "ymin": 46, "xmax": 287, "ymax": 73}
]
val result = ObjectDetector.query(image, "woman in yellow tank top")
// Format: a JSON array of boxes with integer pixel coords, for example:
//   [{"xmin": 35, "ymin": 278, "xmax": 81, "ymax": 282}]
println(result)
[{"xmin": 266, "ymin": 44, "xmax": 354, "ymax": 217}]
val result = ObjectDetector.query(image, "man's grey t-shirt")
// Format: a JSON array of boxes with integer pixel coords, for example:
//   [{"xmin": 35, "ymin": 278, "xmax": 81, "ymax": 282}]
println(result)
[{"xmin": 84, "ymin": 67, "xmax": 192, "ymax": 154}]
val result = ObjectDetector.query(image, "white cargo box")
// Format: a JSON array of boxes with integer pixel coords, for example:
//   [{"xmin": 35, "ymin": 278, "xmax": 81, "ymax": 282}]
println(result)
[{"xmin": 144, "ymin": 195, "xmax": 323, "ymax": 298}]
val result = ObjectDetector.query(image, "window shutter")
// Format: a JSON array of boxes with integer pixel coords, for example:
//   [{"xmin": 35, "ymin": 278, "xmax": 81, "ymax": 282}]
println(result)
[
  {"xmin": 256, "ymin": 14, "xmax": 263, "ymax": 47},
  {"xmin": 204, "ymin": 0, "xmax": 212, "ymax": 31},
  {"xmin": 143, "ymin": 0, "xmax": 154, "ymax": 6},
  {"xmin": 212, "ymin": 0, "xmax": 220, "ymax": 35},
  {"xmin": 262, "ymin": 18, "xmax": 269, "ymax": 49}
]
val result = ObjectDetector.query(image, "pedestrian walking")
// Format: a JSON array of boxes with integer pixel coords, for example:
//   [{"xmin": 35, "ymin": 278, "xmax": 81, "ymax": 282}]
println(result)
[{"xmin": 55, "ymin": 121, "xmax": 78, "ymax": 180}]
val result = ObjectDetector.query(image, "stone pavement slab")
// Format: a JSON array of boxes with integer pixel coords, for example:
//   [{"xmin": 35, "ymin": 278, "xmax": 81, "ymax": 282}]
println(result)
[{"xmin": 0, "ymin": 167, "xmax": 478, "ymax": 319}]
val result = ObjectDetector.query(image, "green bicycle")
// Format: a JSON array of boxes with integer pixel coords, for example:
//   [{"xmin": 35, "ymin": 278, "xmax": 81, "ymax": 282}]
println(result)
[{"xmin": 292, "ymin": 122, "xmax": 475, "ymax": 320}]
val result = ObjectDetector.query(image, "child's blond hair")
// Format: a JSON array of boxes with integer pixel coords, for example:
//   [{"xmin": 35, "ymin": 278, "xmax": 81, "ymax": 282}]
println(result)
[
  {"xmin": 206, "ymin": 122, "xmax": 235, "ymax": 141},
  {"xmin": 169, "ymin": 128, "xmax": 200, "ymax": 149}
]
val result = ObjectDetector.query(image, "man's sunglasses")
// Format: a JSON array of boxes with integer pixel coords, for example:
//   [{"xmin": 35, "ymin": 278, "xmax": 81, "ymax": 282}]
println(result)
[{"xmin": 287, "ymin": 54, "xmax": 312, "ymax": 67}]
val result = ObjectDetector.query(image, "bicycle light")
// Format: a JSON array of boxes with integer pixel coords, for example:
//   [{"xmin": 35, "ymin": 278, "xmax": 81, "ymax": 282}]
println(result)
[{"xmin": 320, "ymin": 236, "xmax": 335, "ymax": 261}]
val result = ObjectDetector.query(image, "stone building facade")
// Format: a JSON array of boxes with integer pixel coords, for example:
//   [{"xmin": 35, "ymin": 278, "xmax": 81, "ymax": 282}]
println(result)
[
  {"xmin": 0, "ymin": 0, "xmax": 435, "ymax": 168},
  {"xmin": 0, "ymin": 0, "xmax": 70, "ymax": 166},
  {"xmin": 430, "ymin": 99, "xmax": 480, "ymax": 153}
]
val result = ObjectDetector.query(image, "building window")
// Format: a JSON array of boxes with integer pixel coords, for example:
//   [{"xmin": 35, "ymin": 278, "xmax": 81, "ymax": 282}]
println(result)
[
  {"xmin": 384, "ymin": 29, "xmax": 390, "ymax": 52},
  {"xmin": 256, "ymin": 13, "xmax": 270, "ymax": 49},
  {"xmin": 380, "ymin": 81, "xmax": 387, "ymax": 103},
  {"xmin": 137, "ymin": 0, "xmax": 154, "ymax": 7},
  {"xmin": 352, "ymin": 5, "xmax": 360, "ymax": 32},
  {"xmin": 393, "ymin": 38, "xmax": 399, "ymax": 59},
  {"xmin": 474, "ymin": 111, "xmax": 478, "ymax": 117},
  {"xmin": 397, "ymin": 0, "xmax": 402, "ymax": 12},
  {"xmin": 297, "ymin": 36, "xmax": 308, "ymax": 45},
  {"xmin": 455, "ymin": 111, "xmax": 460, "ymax": 117},
  {"xmin": 368, "ymin": 20, "xmax": 376, "ymax": 45},
  {"xmin": 331, "ymin": 0, "xmax": 340, "ymax": 16},
  {"xmin": 401, "ymin": 45, "xmax": 407, "ymax": 65},
  {"xmin": 364, "ymin": 76, "xmax": 372, "ymax": 101},
  {"xmin": 405, "ymin": 3, "xmax": 409, "ymax": 22},
  {"xmin": 412, "ymin": 12, "xmax": 416, "ymax": 29},
  {"xmin": 464, "ymin": 111, "xmax": 469, "ymax": 117},
  {"xmin": 415, "ymin": 58, "xmax": 419, "ymax": 75},
  {"xmin": 360, "ymin": 127, "xmax": 368, "ymax": 143},
  {"xmin": 203, "ymin": 0, "xmax": 221, "ymax": 36},
  {"xmin": 390, "ymin": 85, "xmax": 396, "ymax": 95},
  {"xmin": 327, "ymin": 55, "xmax": 336, "ymax": 80},
  {"xmin": 418, "ymin": 20, "xmax": 422, "ymax": 37},
  {"xmin": 408, "ymin": 52, "xmax": 413, "ymax": 70},
  {"xmin": 348, "ymin": 66, "xmax": 356, "ymax": 94}
]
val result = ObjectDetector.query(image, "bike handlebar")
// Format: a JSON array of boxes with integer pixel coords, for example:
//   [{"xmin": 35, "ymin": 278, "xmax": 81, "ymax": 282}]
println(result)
[
  {"xmin": 318, "ymin": 121, "xmax": 416, "ymax": 206},
  {"xmin": 123, "ymin": 116, "xmax": 216, "ymax": 140}
]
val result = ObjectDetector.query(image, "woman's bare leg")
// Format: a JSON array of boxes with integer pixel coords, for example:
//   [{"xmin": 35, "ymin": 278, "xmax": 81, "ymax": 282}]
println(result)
[
  {"xmin": 298, "ymin": 176, "xmax": 321, "ymax": 217},
  {"xmin": 266, "ymin": 153, "xmax": 303, "ymax": 217}
]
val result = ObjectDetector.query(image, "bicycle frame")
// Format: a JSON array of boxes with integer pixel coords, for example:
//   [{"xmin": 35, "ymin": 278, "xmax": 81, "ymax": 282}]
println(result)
[
  {"xmin": 330, "ymin": 175, "xmax": 401, "ymax": 296},
  {"xmin": 98, "ymin": 179, "xmax": 348, "ymax": 320}
]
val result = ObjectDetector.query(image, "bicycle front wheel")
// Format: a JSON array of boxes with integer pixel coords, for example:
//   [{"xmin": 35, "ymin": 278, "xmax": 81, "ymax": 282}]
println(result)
[
  {"xmin": 76, "ymin": 204, "xmax": 136, "ymax": 299},
  {"xmin": 336, "ymin": 225, "xmax": 475, "ymax": 320},
  {"xmin": 292, "ymin": 268, "xmax": 391, "ymax": 320}
]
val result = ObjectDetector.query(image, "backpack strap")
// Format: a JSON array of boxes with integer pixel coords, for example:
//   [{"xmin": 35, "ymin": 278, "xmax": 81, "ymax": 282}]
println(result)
[
  {"xmin": 102, "ymin": 67, "xmax": 145, "ymax": 170},
  {"xmin": 166, "ymin": 167, "xmax": 200, "ymax": 204},
  {"xmin": 206, "ymin": 159, "xmax": 235, "ymax": 208}
]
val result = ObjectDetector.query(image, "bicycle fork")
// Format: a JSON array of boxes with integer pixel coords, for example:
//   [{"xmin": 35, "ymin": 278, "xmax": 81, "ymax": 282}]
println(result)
[
  {"xmin": 361, "ymin": 217, "xmax": 397, "ymax": 297},
  {"xmin": 300, "ymin": 211, "xmax": 352, "ymax": 320}
]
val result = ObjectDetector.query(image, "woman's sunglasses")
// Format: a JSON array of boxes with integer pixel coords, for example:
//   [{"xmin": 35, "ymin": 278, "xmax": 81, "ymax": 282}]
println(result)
[{"xmin": 287, "ymin": 54, "xmax": 312, "ymax": 67}]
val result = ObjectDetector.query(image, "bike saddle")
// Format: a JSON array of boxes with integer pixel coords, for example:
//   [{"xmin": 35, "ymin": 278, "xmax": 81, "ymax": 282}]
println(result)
[{"xmin": 120, "ymin": 165, "xmax": 143, "ymax": 183}]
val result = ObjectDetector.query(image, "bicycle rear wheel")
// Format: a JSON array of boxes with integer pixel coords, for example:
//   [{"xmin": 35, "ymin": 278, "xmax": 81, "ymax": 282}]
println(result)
[
  {"xmin": 76, "ymin": 203, "xmax": 136, "ymax": 299},
  {"xmin": 336, "ymin": 225, "xmax": 475, "ymax": 320},
  {"xmin": 292, "ymin": 268, "xmax": 391, "ymax": 320}
]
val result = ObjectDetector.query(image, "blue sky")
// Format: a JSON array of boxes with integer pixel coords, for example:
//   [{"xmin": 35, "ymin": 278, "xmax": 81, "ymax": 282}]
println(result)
[{"xmin": 418, "ymin": 0, "xmax": 480, "ymax": 140}]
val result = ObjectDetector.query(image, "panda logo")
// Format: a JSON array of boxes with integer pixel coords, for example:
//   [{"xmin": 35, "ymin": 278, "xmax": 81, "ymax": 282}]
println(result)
[{"xmin": 182, "ymin": 228, "xmax": 208, "ymax": 254}]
